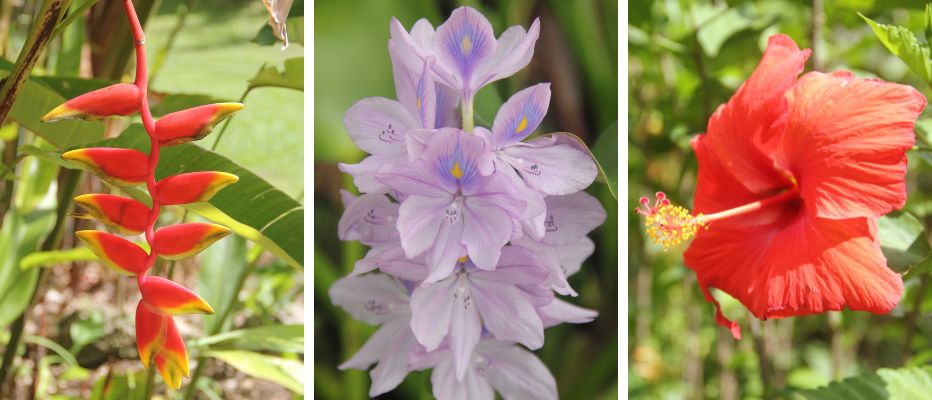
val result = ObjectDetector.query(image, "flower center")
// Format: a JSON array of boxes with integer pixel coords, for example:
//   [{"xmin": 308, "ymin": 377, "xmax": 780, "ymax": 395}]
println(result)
[{"xmin": 636, "ymin": 189, "xmax": 799, "ymax": 250}]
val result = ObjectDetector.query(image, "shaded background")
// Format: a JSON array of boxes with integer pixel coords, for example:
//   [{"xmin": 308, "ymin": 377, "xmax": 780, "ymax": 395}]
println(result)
[
  {"xmin": 314, "ymin": 0, "xmax": 618, "ymax": 399},
  {"xmin": 630, "ymin": 0, "xmax": 932, "ymax": 399}
]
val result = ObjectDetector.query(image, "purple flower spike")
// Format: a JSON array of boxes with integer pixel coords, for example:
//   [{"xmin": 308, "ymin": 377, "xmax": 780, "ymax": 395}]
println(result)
[{"xmin": 377, "ymin": 129, "xmax": 525, "ymax": 280}]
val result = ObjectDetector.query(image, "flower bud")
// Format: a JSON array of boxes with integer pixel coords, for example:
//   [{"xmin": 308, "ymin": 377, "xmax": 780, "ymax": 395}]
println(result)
[
  {"xmin": 155, "ymin": 171, "xmax": 239, "ymax": 205},
  {"xmin": 153, "ymin": 223, "xmax": 231, "ymax": 260},
  {"xmin": 154, "ymin": 103, "xmax": 244, "ymax": 146},
  {"xmin": 135, "ymin": 301, "xmax": 189, "ymax": 389},
  {"xmin": 41, "ymin": 83, "xmax": 140, "ymax": 122},
  {"xmin": 62, "ymin": 148, "xmax": 149, "ymax": 187},
  {"xmin": 140, "ymin": 276, "xmax": 214, "ymax": 315},
  {"xmin": 75, "ymin": 230, "xmax": 148, "ymax": 275},
  {"xmin": 74, "ymin": 194, "xmax": 149, "ymax": 235}
]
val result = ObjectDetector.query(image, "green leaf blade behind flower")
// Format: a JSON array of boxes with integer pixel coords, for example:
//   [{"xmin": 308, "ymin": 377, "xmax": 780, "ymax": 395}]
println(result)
[
  {"xmin": 797, "ymin": 366, "xmax": 932, "ymax": 400},
  {"xmin": 861, "ymin": 12, "xmax": 932, "ymax": 88}
]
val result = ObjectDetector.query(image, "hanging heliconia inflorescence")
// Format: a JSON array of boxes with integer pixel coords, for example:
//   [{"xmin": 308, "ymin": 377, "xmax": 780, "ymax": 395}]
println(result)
[{"xmin": 41, "ymin": 0, "xmax": 243, "ymax": 389}]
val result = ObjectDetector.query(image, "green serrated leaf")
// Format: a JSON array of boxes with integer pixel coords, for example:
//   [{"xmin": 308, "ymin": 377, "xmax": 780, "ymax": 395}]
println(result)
[
  {"xmin": 877, "ymin": 211, "xmax": 931, "ymax": 273},
  {"xmin": 798, "ymin": 366, "xmax": 932, "ymax": 399},
  {"xmin": 861, "ymin": 12, "xmax": 932, "ymax": 87},
  {"xmin": 248, "ymin": 58, "xmax": 303, "ymax": 91}
]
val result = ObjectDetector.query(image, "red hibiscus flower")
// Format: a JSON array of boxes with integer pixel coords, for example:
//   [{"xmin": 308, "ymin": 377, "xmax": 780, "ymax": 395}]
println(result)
[{"xmin": 643, "ymin": 34, "xmax": 926, "ymax": 339}]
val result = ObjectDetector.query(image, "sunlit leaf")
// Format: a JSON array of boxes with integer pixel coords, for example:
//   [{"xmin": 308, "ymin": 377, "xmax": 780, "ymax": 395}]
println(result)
[
  {"xmin": 798, "ymin": 366, "xmax": 932, "ymax": 399},
  {"xmin": 189, "ymin": 324, "xmax": 303, "ymax": 353},
  {"xmin": 207, "ymin": 350, "xmax": 304, "ymax": 394},
  {"xmin": 861, "ymin": 12, "xmax": 932, "ymax": 87},
  {"xmin": 877, "ymin": 211, "xmax": 931, "ymax": 273}
]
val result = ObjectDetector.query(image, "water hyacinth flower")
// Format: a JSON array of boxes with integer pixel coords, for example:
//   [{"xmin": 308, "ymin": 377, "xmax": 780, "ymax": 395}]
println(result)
[
  {"xmin": 636, "ymin": 34, "xmax": 925, "ymax": 339},
  {"xmin": 332, "ymin": 5, "xmax": 606, "ymax": 398},
  {"xmin": 42, "ymin": 0, "xmax": 242, "ymax": 388}
]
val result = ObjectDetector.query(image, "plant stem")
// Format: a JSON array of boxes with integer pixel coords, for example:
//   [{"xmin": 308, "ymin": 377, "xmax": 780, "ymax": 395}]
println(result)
[
  {"xmin": 461, "ymin": 96, "xmax": 474, "ymax": 133},
  {"xmin": 142, "ymin": 358, "xmax": 156, "ymax": 399},
  {"xmin": 210, "ymin": 88, "xmax": 251, "ymax": 151},
  {"xmin": 904, "ymin": 275, "xmax": 929, "ymax": 363},
  {"xmin": 750, "ymin": 318, "xmax": 775, "ymax": 398},
  {"xmin": 149, "ymin": 0, "xmax": 196, "ymax": 84}
]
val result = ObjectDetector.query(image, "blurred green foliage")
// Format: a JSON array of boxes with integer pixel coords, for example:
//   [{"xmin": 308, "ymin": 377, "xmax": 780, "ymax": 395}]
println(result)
[
  {"xmin": 314, "ymin": 0, "xmax": 617, "ymax": 399},
  {"xmin": 630, "ymin": 0, "xmax": 932, "ymax": 399}
]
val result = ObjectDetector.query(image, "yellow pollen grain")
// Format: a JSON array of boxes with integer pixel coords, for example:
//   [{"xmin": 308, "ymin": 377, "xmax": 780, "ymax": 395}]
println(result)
[
  {"xmin": 461, "ymin": 35, "xmax": 473, "ymax": 55},
  {"xmin": 645, "ymin": 204, "xmax": 706, "ymax": 251},
  {"xmin": 451, "ymin": 162, "xmax": 464, "ymax": 179},
  {"xmin": 515, "ymin": 116, "xmax": 528, "ymax": 133}
]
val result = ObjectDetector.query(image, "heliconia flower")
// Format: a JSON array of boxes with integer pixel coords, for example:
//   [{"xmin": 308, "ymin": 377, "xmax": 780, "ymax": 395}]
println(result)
[
  {"xmin": 62, "ymin": 148, "xmax": 149, "ymax": 187},
  {"xmin": 661, "ymin": 34, "xmax": 927, "ymax": 339},
  {"xmin": 153, "ymin": 223, "xmax": 231, "ymax": 260},
  {"xmin": 512, "ymin": 191, "xmax": 605, "ymax": 296},
  {"xmin": 390, "ymin": 6, "xmax": 540, "ymax": 105},
  {"xmin": 153, "ymin": 103, "xmax": 244, "ymax": 146},
  {"xmin": 478, "ymin": 84, "xmax": 598, "ymax": 197},
  {"xmin": 411, "ymin": 340, "xmax": 557, "ymax": 400},
  {"xmin": 140, "ymin": 276, "xmax": 214, "ymax": 315},
  {"xmin": 74, "ymin": 194, "xmax": 150, "ymax": 235},
  {"xmin": 409, "ymin": 248, "xmax": 551, "ymax": 380},
  {"xmin": 377, "ymin": 128, "xmax": 527, "ymax": 282},
  {"xmin": 135, "ymin": 301, "xmax": 190, "ymax": 389},
  {"xmin": 155, "ymin": 171, "xmax": 239, "ymax": 205},
  {"xmin": 41, "ymin": 83, "xmax": 140, "ymax": 122},
  {"xmin": 329, "ymin": 273, "xmax": 418, "ymax": 397},
  {"xmin": 75, "ymin": 230, "xmax": 148, "ymax": 275}
]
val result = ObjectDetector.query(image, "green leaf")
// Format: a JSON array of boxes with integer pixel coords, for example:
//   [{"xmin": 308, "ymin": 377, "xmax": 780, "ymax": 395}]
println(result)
[
  {"xmin": 877, "ymin": 211, "xmax": 931, "ymax": 273},
  {"xmin": 248, "ymin": 57, "xmax": 304, "ymax": 91},
  {"xmin": 0, "ymin": 210, "xmax": 55, "ymax": 327},
  {"xmin": 89, "ymin": 370, "xmax": 148, "ymax": 400},
  {"xmin": 798, "ymin": 366, "xmax": 932, "ymax": 399},
  {"xmin": 69, "ymin": 311, "xmax": 105, "ymax": 354},
  {"xmin": 188, "ymin": 324, "xmax": 303, "ymax": 353},
  {"xmin": 63, "ymin": 125, "xmax": 304, "ymax": 268},
  {"xmin": 206, "ymin": 350, "xmax": 304, "ymax": 394},
  {"xmin": 199, "ymin": 235, "xmax": 248, "ymax": 333},
  {"xmin": 861, "ymin": 12, "xmax": 932, "ymax": 87},
  {"xmin": 20, "ymin": 247, "xmax": 96, "ymax": 270},
  {"xmin": 24, "ymin": 335, "xmax": 78, "ymax": 367}
]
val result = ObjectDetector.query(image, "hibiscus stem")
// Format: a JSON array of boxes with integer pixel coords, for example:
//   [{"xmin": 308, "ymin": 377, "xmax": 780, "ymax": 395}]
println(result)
[{"xmin": 700, "ymin": 189, "xmax": 799, "ymax": 224}]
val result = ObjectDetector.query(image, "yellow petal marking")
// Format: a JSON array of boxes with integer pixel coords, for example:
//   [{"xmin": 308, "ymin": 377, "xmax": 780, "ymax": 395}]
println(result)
[
  {"xmin": 461, "ymin": 35, "xmax": 472, "ymax": 55},
  {"xmin": 451, "ymin": 162, "xmax": 464, "ymax": 179},
  {"xmin": 515, "ymin": 116, "xmax": 528, "ymax": 133}
]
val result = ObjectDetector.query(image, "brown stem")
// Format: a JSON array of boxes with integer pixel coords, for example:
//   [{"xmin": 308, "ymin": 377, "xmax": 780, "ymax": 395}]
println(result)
[
  {"xmin": 751, "ymin": 318, "xmax": 775, "ymax": 398},
  {"xmin": 810, "ymin": 0, "xmax": 824, "ymax": 71},
  {"xmin": 904, "ymin": 276, "xmax": 929, "ymax": 363}
]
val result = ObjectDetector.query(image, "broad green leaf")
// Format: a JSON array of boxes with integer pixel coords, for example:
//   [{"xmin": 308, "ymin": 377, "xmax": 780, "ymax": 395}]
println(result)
[
  {"xmin": 207, "ymin": 350, "xmax": 304, "ymax": 394},
  {"xmin": 0, "ymin": 210, "xmax": 55, "ymax": 327},
  {"xmin": 89, "ymin": 370, "xmax": 148, "ymax": 400},
  {"xmin": 69, "ymin": 311, "xmax": 105, "ymax": 354},
  {"xmin": 248, "ymin": 57, "xmax": 304, "ymax": 91},
  {"xmin": 20, "ymin": 246, "xmax": 96, "ymax": 270},
  {"xmin": 63, "ymin": 125, "xmax": 303, "ymax": 268},
  {"xmin": 24, "ymin": 335, "xmax": 79, "ymax": 367},
  {"xmin": 189, "ymin": 324, "xmax": 303, "ymax": 353},
  {"xmin": 695, "ymin": 6, "xmax": 753, "ymax": 57},
  {"xmin": 798, "ymin": 366, "xmax": 932, "ymax": 399},
  {"xmin": 199, "ymin": 235, "xmax": 248, "ymax": 333},
  {"xmin": 861, "ymin": 12, "xmax": 932, "ymax": 87},
  {"xmin": 877, "ymin": 211, "xmax": 931, "ymax": 273}
]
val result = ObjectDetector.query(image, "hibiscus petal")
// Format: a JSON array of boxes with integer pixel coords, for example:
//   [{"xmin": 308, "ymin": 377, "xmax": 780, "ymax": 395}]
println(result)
[
  {"xmin": 775, "ymin": 71, "xmax": 926, "ymax": 219},
  {"xmin": 542, "ymin": 191, "xmax": 606, "ymax": 246},
  {"xmin": 329, "ymin": 274, "xmax": 410, "ymax": 325},
  {"xmin": 684, "ymin": 213, "xmax": 902, "ymax": 338},
  {"xmin": 410, "ymin": 277, "xmax": 456, "ymax": 351},
  {"xmin": 433, "ymin": 6, "xmax": 496, "ymax": 93},
  {"xmin": 337, "ymin": 193, "xmax": 399, "ymax": 246},
  {"xmin": 396, "ymin": 194, "xmax": 452, "ymax": 259},
  {"xmin": 491, "ymin": 83, "xmax": 551, "ymax": 146},
  {"xmin": 344, "ymin": 97, "xmax": 419, "ymax": 155},
  {"xmin": 449, "ymin": 278, "xmax": 481, "ymax": 381},
  {"xmin": 502, "ymin": 139, "xmax": 597, "ymax": 195},
  {"xmin": 470, "ymin": 280, "xmax": 544, "ymax": 349},
  {"xmin": 476, "ymin": 341, "xmax": 557, "ymax": 400},
  {"xmin": 699, "ymin": 34, "xmax": 809, "ymax": 195}
]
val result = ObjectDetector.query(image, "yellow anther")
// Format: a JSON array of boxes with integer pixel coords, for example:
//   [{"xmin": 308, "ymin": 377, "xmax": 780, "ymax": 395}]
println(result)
[
  {"xmin": 461, "ymin": 35, "xmax": 473, "ymax": 55},
  {"xmin": 515, "ymin": 116, "xmax": 528, "ymax": 133},
  {"xmin": 451, "ymin": 162, "xmax": 464, "ymax": 179},
  {"xmin": 643, "ymin": 204, "xmax": 706, "ymax": 251}
]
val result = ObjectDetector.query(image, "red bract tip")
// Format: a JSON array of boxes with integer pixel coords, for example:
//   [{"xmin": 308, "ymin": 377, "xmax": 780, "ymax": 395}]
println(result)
[
  {"xmin": 42, "ymin": 83, "xmax": 140, "ymax": 122},
  {"xmin": 154, "ymin": 103, "xmax": 244, "ymax": 146},
  {"xmin": 155, "ymin": 171, "xmax": 239, "ymax": 205},
  {"xmin": 153, "ymin": 223, "xmax": 231, "ymax": 260},
  {"xmin": 140, "ymin": 276, "xmax": 214, "ymax": 315},
  {"xmin": 62, "ymin": 148, "xmax": 149, "ymax": 187},
  {"xmin": 74, "ymin": 194, "xmax": 149, "ymax": 235},
  {"xmin": 75, "ymin": 230, "xmax": 149, "ymax": 275}
]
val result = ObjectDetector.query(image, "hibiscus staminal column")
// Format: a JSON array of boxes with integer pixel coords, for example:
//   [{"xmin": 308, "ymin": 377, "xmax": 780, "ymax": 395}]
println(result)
[{"xmin": 42, "ymin": 0, "xmax": 242, "ymax": 390}]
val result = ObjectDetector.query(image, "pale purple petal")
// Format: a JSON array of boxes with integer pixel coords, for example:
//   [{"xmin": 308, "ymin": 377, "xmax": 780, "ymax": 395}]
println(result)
[
  {"xmin": 339, "ymin": 154, "xmax": 403, "ymax": 194},
  {"xmin": 424, "ymin": 208, "xmax": 466, "ymax": 283},
  {"xmin": 542, "ymin": 191, "xmax": 606, "ymax": 246},
  {"xmin": 497, "ymin": 163, "xmax": 545, "ymax": 236},
  {"xmin": 422, "ymin": 128, "xmax": 493, "ymax": 193},
  {"xmin": 475, "ymin": 340, "xmax": 557, "ymax": 400},
  {"xmin": 449, "ymin": 277, "xmax": 481, "ymax": 380},
  {"xmin": 470, "ymin": 280, "xmax": 544, "ymax": 349},
  {"xmin": 330, "ymin": 274, "xmax": 410, "ymax": 325},
  {"xmin": 396, "ymin": 194, "xmax": 452, "ymax": 259},
  {"xmin": 404, "ymin": 129, "xmax": 434, "ymax": 162},
  {"xmin": 475, "ymin": 18, "xmax": 541, "ymax": 87},
  {"xmin": 491, "ymin": 83, "xmax": 551, "ymax": 146},
  {"xmin": 410, "ymin": 277, "xmax": 456, "ymax": 351},
  {"xmin": 435, "ymin": 82, "xmax": 461, "ymax": 128},
  {"xmin": 377, "ymin": 159, "xmax": 453, "ymax": 196},
  {"xmin": 511, "ymin": 237, "xmax": 577, "ymax": 296},
  {"xmin": 432, "ymin": 7, "xmax": 496, "ymax": 95},
  {"xmin": 337, "ymin": 193, "xmax": 399, "ymax": 246},
  {"xmin": 557, "ymin": 237, "xmax": 595, "ymax": 278},
  {"xmin": 344, "ymin": 97, "xmax": 418, "ymax": 155},
  {"xmin": 538, "ymin": 298, "xmax": 598, "ymax": 328},
  {"xmin": 373, "ymin": 246, "xmax": 429, "ymax": 281},
  {"xmin": 470, "ymin": 246, "xmax": 547, "ymax": 285},
  {"xmin": 431, "ymin": 356, "xmax": 494, "ymax": 400},
  {"xmin": 389, "ymin": 18, "xmax": 435, "ymax": 75},
  {"xmin": 390, "ymin": 42, "xmax": 436, "ymax": 129},
  {"xmin": 339, "ymin": 317, "xmax": 416, "ymax": 397},
  {"xmin": 462, "ymin": 196, "xmax": 513, "ymax": 270},
  {"xmin": 501, "ymin": 138, "xmax": 597, "ymax": 195}
]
